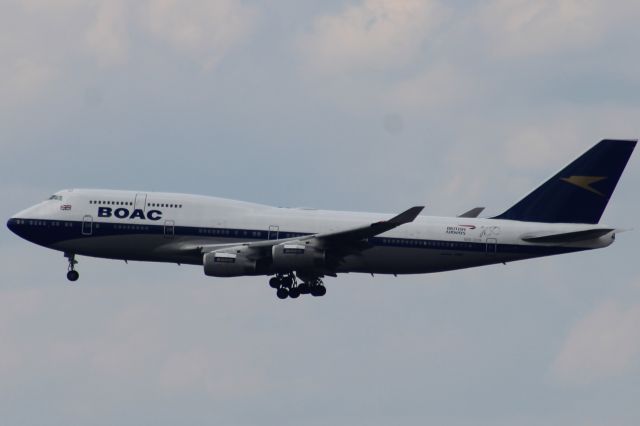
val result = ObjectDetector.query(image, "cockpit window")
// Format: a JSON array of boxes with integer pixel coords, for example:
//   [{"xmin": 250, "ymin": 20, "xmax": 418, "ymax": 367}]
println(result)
[{"xmin": 48, "ymin": 195, "xmax": 63, "ymax": 201}]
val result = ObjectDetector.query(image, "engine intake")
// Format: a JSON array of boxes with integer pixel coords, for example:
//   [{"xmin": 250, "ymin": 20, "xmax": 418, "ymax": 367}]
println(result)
[
  {"xmin": 203, "ymin": 247, "xmax": 256, "ymax": 277},
  {"xmin": 272, "ymin": 241, "xmax": 325, "ymax": 272}
]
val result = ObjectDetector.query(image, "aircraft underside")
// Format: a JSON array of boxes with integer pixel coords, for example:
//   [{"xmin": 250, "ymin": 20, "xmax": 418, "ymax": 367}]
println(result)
[
  {"xmin": 51, "ymin": 234, "xmax": 534, "ymax": 271},
  {"xmin": 47, "ymin": 232, "xmax": 570, "ymax": 300}
]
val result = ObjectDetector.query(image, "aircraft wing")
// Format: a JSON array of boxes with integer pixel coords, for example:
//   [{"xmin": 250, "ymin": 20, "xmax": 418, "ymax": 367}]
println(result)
[
  {"xmin": 191, "ymin": 205, "xmax": 424, "ymax": 255},
  {"xmin": 312, "ymin": 206, "xmax": 424, "ymax": 244}
]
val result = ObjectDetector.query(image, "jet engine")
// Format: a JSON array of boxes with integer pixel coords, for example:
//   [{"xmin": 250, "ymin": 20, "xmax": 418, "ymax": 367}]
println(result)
[
  {"xmin": 272, "ymin": 241, "xmax": 325, "ymax": 272},
  {"xmin": 203, "ymin": 247, "xmax": 256, "ymax": 277}
]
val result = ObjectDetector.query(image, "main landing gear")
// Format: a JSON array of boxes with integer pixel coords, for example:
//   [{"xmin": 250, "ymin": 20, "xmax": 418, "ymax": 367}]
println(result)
[
  {"xmin": 269, "ymin": 273, "xmax": 326, "ymax": 299},
  {"xmin": 65, "ymin": 252, "xmax": 79, "ymax": 282}
]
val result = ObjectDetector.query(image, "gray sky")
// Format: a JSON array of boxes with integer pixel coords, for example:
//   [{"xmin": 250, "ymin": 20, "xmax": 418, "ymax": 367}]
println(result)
[{"xmin": 1, "ymin": 1, "xmax": 640, "ymax": 425}]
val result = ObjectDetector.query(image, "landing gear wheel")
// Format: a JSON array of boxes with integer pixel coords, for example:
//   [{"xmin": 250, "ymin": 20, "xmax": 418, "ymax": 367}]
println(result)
[
  {"xmin": 288, "ymin": 286, "xmax": 300, "ymax": 298},
  {"xmin": 276, "ymin": 287, "xmax": 289, "ymax": 299},
  {"xmin": 64, "ymin": 252, "xmax": 79, "ymax": 282},
  {"xmin": 269, "ymin": 277, "xmax": 280, "ymax": 289},
  {"xmin": 310, "ymin": 279, "xmax": 326, "ymax": 297},
  {"xmin": 313, "ymin": 286, "xmax": 327, "ymax": 297}
]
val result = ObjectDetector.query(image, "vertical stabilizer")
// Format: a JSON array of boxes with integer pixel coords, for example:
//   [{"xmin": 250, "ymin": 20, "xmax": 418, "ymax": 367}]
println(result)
[{"xmin": 494, "ymin": 139, "xmax": 636, "ymax": 224}]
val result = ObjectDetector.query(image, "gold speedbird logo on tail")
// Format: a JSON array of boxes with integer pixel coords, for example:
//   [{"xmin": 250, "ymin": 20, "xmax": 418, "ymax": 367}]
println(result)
[{"xmin": 560, "ymin": 176, "xmax": 607, "ymax": 196}]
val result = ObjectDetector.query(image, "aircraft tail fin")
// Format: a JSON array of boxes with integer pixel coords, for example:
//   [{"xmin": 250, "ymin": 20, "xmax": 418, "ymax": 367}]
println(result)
[{"xmin": 493, "ymin": 139, "xmax": 636, "ymax": 224}]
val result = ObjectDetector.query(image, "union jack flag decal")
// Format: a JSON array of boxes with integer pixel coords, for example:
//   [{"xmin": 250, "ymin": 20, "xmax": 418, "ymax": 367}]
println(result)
[{"xmin": 60, "ymin": 204, "xmax": 72, "ymax": 211}]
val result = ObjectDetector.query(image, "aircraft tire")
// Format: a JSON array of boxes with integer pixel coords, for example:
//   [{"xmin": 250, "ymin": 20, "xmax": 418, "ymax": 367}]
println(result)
[
  {"xmin": 311, "ymin": 286, "xmax": 326, "ymax": 297},
  {"xmin": 289, "ymin": 287, "xmax": 300, "ymax": 298},
  {"xmin": 276, "ymin": 288, "xmax": 289, "ymax": 299},
  {"xmin": 67, "ymin": 270, "xmax": 79, "ymax": 282},
  {"xmin": 269, "ymin": 277, "xmax": 280, "ymax": 288}
]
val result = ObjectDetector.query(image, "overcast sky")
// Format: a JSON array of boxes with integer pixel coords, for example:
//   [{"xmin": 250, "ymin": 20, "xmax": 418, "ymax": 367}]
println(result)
[{"xmin": 2, "ymin": 1, "xmax": 640, "ymax": 425}]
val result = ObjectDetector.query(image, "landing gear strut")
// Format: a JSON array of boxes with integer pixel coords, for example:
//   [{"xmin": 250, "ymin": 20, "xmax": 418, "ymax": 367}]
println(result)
[
  {"xmin": 268, "ymin": 273, "xmax": 326, "ymax": 299},
  {"xmin": 65, "ymin": 253, "xmax": 79, "ymax": 282}
]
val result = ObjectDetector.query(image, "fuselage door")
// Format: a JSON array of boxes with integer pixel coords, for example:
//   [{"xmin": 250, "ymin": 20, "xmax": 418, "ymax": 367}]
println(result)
[
  {"xmin": 268, "ymin": 225, "xmax": 279, "ymax": 240},
  {"xmin": 82, "ymin": 215, "xmax": 93, "ymax": 236},
  {"xmin": 164, "ymin": 220, "xmax": 175, "ymax": 239},
  {"xmin": 134, "ymin": 193, "xmax": 147, "ymax": 212},
  {"xmin": 486, "ymin": 237, "xmax": 497, "ymax": 254}
]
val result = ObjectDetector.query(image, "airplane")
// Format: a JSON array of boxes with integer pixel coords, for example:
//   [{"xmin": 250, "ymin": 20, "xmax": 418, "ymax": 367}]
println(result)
[{"xmin": 6, "ymin": 139, "xmax": 636, "ymax": 299}]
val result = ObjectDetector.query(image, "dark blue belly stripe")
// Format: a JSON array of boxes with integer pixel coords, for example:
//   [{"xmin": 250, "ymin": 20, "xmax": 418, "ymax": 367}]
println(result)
[{"xmin": 6, "ymin": 218, "xmax": 583, "ymax": 257}]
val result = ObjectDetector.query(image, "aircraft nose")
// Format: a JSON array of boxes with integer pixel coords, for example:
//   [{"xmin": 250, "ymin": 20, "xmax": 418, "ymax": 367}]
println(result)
[{"xmin": 7, "ymin": 217, "xmax": 20, "ymax": 235}]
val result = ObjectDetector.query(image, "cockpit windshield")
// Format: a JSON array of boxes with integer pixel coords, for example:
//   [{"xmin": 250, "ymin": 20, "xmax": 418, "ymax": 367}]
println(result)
[{"xmin": 48, "ymin": 195, "xmax": 63, "ymax": 201}]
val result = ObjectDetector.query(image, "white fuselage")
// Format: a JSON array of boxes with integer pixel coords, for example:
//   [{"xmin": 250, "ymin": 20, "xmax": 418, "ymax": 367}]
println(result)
[{"xmin": 8, "ymin": 189, "xmax": 615, "ymax": 276}]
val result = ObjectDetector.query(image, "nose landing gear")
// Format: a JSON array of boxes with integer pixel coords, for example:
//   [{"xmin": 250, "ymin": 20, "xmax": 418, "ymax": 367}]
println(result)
[{"xmin": 65, "ymin": 253, "xmax": 79, "ymax": 282}]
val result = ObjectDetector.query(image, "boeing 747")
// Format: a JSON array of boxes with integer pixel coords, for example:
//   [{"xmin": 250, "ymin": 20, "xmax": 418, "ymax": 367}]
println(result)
[{"xmin": 7, "ymin": 139, "xmax": 636, "ymax": 299}]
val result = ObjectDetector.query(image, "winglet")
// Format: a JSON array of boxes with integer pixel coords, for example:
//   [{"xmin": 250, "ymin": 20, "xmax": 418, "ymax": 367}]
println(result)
[
  {"xmin": 388, "ymin": 206, "xmax": 424, "ymax": 225},
  {"xmin": 458, "ymin": 207, "xmax": 485, "ymax": 218}
]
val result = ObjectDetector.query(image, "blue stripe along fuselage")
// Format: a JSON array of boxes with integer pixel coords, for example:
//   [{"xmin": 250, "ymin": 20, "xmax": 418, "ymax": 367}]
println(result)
[{"xmin": 6, "ymin": 218, "xmax": 584, "ymax": 258}]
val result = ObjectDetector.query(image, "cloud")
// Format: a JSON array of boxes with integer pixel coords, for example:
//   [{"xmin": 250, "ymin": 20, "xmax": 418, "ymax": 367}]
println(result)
[
  {"xmin": 384, "ymin": 62, "xmax": 479, "ymax": 111},
  {"xmin": 0, "ymin": 288, "xmax": 43, "ymax": 386},
  {"xmin": 502, "ymin": 121, "xmax": 584, "ymax": 170},
  {"xmin": 2, "ymin": 1, "xmax": 640, "ymax": 424},
  {"xmin": 479, "ymin": 0, "xmax": 610, "ymax": 57},
  {"xmin": 1, "ymin": 0, "xmax": 259, "ymax": 101},
  {"xmin": 500, "ymin": 106, "xmax": 640, "ymax": 170},
  {"xmin": 141, "ymin": 0, "xmax": 259, "ymax": 70},
  {"xmin": 85, "ymin": 0, "xmax": 129, "ymax": 66},
  {"xmin": 298, "ymin": 0, "xmax": 448, "ymax": 75},
  {"xmin": 553, "ymin": 300, "xmax": 640, "ymax": 385},
  {"xmin": 157, "ymin": 348, "xmax": 268, "ymax": 398},
  {"xmin": 411, "ymin": 103, "xmax": 640, "ymax": 216},
  {"xmin": 0, "ymin": 57, "xmax": 56, "ymax": 106}
]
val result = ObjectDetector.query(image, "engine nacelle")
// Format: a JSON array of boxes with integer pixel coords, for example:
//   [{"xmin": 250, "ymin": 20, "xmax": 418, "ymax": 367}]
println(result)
[
  {"xmin": 203, "ymin": 247, "xmax": 256, "ymax": 277},
  {"xmin": 272, "ymin": 241, "xmax": 325, "ymax": 272}
]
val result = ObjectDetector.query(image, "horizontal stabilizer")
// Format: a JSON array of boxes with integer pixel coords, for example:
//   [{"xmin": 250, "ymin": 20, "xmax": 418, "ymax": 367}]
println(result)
[
  {"xmin": 458, "ymin": 207, "xmax": 485, "ymax": 218},
  {"xmin": 521, "ymin": 228, "xmax": 614, "ymax": 243}
]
